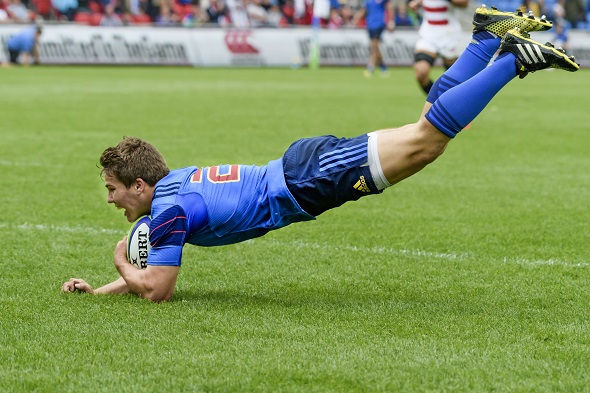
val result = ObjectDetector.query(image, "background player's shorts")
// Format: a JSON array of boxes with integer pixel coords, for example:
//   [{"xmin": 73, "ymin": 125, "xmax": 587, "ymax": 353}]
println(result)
[
  {"xmin": 415, "ymin": 23, "xmax": 462, "ymax": 59},
  {"xmin": 368, "ymin": 26, "xmax": 385, "ymax": 40},
  {"xmin": 282, "ymin": 134, "xmax": 382, "ymax": 217}
]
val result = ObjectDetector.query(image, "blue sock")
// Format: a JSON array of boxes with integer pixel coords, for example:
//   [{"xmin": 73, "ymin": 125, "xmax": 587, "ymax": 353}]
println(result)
[
  {"xmin": 425, "ymin": 53, "xmax": 517, "ymax": 138},
  {"xmin": 426, "ymin": 31, "xmax": 501, "ymax": 104}
]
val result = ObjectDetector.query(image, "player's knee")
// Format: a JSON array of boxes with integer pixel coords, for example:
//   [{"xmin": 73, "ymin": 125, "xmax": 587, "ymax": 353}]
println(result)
[
  {"xmin": 415, "ymin": 121, "xmax": 449, "ymax": 164},
  {"xmin": 413, "ymin": 64, "xmax": 430, "ymax": 83}
]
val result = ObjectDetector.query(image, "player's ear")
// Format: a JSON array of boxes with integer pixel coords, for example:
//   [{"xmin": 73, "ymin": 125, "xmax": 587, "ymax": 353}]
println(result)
[{"xmin": 134, "ymin": 178, "xmax": 146, "ymax": 194}]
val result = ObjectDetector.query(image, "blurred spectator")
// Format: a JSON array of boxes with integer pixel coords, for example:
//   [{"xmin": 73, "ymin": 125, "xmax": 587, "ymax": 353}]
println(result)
[
  {"xmin": 552, "ymin": 21, "xmax": 569, "ymax": 50},
  {"xmin": 52, "ymin": 0, "xmax": 78, "ymax": 20},
  {"xmin": 204, "ymin": 0, "xmax": 229, "ymax": 25},
  {"xmin": 155, "ymin": 1, "xmax": 178, "ymax": 24},
  {"xmin": 7, "ymin": 0, "xmax": 30, "ymax": 21},
  {"xmin": 297, "ymin": 0, "xmax": 313, "ymax": 25},
  {"xmin": 226, "ymin": 0, "xmax": 250, "ymax": 27},
  {"xmin": 327, "ymin": 7, "xmax": 342, "ymax": 28},
  {"xmin": 281, "ymin": 0, "xmax": 294, "ymax": 23},
  {"xmin": 552, "ymin": 0, "xmax": 565, "ymax": 20},
  {"xmin": 563, "ymin": 0, "xmax": 584, "ymax": 27},
  {"xmin": 266, "ymin": 3, "xmax": 284, "ymax": 26},
  {"xmin": 339, "ymin": 4, "xmax": 354, "ymax": 26},
  {"xmin": 246, "ymin": 0, "xmax": 267, "ymax": 26},
  {"xmin": 0, "ymin": 8, "xmax": 10, "ymax": 21},
  {"xmin": 293, "ymin": 0, "xmax": 308, "ymax": 24},
  {"xmin": 394, "ymin": 2, "xmax": 417, "ymax": 26},
  {"xmin": 518, "ymin": 0, "xmax": 542, "ymax": 17},
  {"xmin": 100, "ymin": 2, "xmax": 124, "ymax": 24},
  {"xmin": 180, "ymin": 3, "xmax": 200, "ymax": 26},
  {"xmin": 2, "ymin": 24, "xmax": 42, "ymax": 66}
]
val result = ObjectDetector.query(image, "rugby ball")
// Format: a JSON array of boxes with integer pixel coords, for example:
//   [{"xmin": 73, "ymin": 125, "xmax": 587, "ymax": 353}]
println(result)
[{"xmin": 127, "ymin": 215, "xmax": 151, "ymax": 269}]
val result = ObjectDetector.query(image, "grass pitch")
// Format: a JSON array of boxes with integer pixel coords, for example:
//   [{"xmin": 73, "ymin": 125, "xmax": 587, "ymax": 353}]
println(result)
[{"xmin": 0, "ymin": 65, "xmax": 589, "ymax": 392}]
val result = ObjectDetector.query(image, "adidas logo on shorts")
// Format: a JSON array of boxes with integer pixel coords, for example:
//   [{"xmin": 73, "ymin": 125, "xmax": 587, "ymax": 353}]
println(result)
[{"xmin": 353, "ymin": 176, "xmax": 371, "ymax": 193}]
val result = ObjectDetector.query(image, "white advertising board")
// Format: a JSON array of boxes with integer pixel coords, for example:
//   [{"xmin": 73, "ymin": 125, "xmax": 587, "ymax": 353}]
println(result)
[{"xmin": 1, "ymin": 25, "xmax": 589, "ymax": 67}]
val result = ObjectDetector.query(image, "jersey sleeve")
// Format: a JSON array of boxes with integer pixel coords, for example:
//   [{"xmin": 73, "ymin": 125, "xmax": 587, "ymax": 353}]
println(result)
[{"xmin": 148, "ymin": 205, "xmax": 189, "ymax": 267}]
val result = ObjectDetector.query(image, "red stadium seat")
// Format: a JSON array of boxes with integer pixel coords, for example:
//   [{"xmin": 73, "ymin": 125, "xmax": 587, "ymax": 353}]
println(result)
[
  {"xmin": 31, "ymin": 0, "xmax": 51, "ymax": 17},
  {"xmin": 89, "ymin": 12, "xmax": 103, "ymax": 26},
  {"xmin": 131, "ymin": 13, "xmax": 151, "ymax": 24},
  {"xmin": 74, "ymin": 11, "xmax": 91, "ymax": 24},
  {"xmin": 88, "ymin": 1, "xmax": 102, "ymax": 13}
]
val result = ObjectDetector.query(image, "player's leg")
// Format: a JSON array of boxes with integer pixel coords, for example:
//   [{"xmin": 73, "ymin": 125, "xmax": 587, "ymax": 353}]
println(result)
[
  {"xmin": 365, "ymin": 35, "xmax": 379, "ymax": 76},
  {"xmin": 375, "ymin": 43, "xmax": 387, "ymax": 75},
  {"xmin": 413, "ymin": 51, "xmax": 436, "ymax": 94},
  {"xmin": 374, "ymin": 27, "xmax": 388, "ymax": 76},
  {"xmin": 373, "ymin": 30, "xmax": 578, "ymax": 186},
  {"xmin": 425, "ymin": 6, "xmax": 553, "ymax": 109},
  {"xmin": 9, "ymin": 49, "xmax": 20, "ymax": 64}
]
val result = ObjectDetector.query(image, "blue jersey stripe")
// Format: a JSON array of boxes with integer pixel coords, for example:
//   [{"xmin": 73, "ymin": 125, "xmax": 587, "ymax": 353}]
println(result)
[{"xmin": 153, "ymin": 191, "xmax": 180, "ymax": 200}]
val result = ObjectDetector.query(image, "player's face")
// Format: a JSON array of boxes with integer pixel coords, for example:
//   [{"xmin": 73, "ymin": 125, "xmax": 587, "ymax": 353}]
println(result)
[{"xmin": 104, "ymin": 173, "xmax": 143, "ymax": 223}]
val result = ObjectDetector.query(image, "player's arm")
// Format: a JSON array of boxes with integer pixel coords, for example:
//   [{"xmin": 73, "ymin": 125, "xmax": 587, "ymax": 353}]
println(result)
[
  {"xmin": 113, "ymin": 238, "xmax": 180, "ymax": 302},
  {"xmin": 61, "ymin": 276, "xmax": 129, "ymax": 294}
]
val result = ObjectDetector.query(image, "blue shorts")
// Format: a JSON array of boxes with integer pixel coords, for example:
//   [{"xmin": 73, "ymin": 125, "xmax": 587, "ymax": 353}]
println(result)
[
  {"xmin": 368, "ymin": 27, "xmax": 385, "ymax": 40},
  {"xmin": 282, "ymin": 134, "xmax": 382, "ymax": 217}
]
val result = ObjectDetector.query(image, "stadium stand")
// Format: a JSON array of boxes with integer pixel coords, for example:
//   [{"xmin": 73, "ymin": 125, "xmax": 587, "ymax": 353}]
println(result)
[{"xmin": 0, "ymin": 0, "xmax": 589, "ymax": 30}]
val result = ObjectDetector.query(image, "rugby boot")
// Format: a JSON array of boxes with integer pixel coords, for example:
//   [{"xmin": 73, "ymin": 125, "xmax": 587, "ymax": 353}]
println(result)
[
  {"xmin": 473, "ymin": 5, "xmax": 552, "ymax": 37},
  {"xmin": 499, "ymin": 28, "xmax": 579, "ymax": 78}
]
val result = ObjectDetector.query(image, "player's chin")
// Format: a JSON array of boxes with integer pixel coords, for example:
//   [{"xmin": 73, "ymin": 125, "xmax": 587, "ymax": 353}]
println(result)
[{"xmin": 124, "ymin": 210, "xmax": 136, "ymax": 222}]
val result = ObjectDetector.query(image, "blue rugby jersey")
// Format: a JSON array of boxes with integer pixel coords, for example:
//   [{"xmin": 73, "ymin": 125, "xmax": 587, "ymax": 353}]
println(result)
[
  {"xmin": 364, "ymin": 0, "xmax": 389, "ymax": 30},
  {"xmin": 7, "ymin": 26, "xmax": 37, "ymax": 53},
  {"xmin": 147, "ymin": 158, "xmax": 314, "ymax": 266}
]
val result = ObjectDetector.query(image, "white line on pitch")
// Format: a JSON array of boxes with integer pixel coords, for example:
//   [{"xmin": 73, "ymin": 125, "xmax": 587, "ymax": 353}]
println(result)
[{"xmin": 0, "ymin": 222, "xmax": 586, "ymax": 268}]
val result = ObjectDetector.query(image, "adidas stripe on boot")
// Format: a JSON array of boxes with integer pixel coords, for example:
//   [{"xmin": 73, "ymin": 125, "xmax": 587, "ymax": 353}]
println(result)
[{"xmin": 499, "ymin": 28, "xmax": 579, "ymax": 78}]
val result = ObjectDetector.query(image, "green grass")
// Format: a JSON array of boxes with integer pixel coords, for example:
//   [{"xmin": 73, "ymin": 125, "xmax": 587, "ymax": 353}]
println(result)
[{"xmin": 1, "ymin": 65, "xmax": 589, "ymax": 392}]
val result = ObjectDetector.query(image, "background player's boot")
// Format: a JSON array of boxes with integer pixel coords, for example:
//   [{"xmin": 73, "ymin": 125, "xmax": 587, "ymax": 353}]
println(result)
[
  {"xmin": 473, "ymin": 5, "xmax": 552, "ymax": 37},
  {"xmin": 499, "ymin": 28, "xmax": 579, "ymax": 78}
]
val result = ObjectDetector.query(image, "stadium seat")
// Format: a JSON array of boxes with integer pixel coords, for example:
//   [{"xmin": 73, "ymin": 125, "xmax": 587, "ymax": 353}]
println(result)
[
  {"xmin": 131, "ymin": 13, "xmax": 151, "ymax": 24},
  {"xmin": 74, "ymin": 11, "xmax": 91, "ymax": 24},
  {"xmin": 31, "ymin": 0, "xmax": 51, "ymax": 18},
  {"xmin": 89, "ymin": 12, "xmax": 102, "ymax": 25},
  {"xmin": 172, "ymin": 2, "xmax": 192, "ymax": 18},
  {"xmin": 88, "ymin": 1, "xmax": 102, "ymax": 13}
]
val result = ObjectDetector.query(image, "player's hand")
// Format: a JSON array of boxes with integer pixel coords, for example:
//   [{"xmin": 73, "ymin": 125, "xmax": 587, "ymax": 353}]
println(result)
[
  {"xmin": 113, "ymin": 236, "xmax": 128, "ymax": 268},
  {"xmin": 62, "ymin": 278, "xmax": 94, "ymax": 294}
]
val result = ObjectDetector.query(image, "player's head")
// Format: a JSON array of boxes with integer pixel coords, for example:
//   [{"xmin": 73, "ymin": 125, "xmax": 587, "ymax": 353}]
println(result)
[{"xmin": 100, "ymin": 137, "xmax": 170, "ymax": 188}]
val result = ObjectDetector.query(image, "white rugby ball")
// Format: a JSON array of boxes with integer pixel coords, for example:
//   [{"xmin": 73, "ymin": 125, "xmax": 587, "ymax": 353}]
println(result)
[{"xmin": 127, "ymin": 215, "xmax": 151, "ymax": 269}]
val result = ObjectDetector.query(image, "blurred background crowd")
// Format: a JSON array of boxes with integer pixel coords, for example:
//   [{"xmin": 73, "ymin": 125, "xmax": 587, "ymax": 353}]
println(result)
[{"xmin": 0, "ymin": 0, "xmax": 588, "ymax": 31}]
